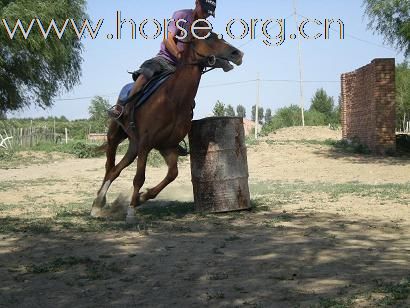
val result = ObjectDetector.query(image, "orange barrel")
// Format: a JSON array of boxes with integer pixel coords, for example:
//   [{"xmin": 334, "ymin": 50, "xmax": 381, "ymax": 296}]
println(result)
[{"xmin": 188, "ymin": 117, "xmax": 251, "ymax": 213}]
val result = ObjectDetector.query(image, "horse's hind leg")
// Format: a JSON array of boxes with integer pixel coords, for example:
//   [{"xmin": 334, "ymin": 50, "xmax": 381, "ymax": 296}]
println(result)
[
  {"xmin": 91, "ymin": 121, "xmax": 127, "ymax": 216},
  {"xmin": 139, "ymin": 148, "xmax": 179, "ymax": 204}
]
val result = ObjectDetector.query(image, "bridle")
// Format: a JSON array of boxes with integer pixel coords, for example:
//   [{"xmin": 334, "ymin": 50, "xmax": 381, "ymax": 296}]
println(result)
[{"xmin": 179, "ymin": 39, "xmax": 229, "ymax": 74}]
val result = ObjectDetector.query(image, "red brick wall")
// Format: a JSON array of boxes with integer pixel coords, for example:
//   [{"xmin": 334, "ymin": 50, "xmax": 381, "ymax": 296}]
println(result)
[{"xmin": 341, "ymin": 58, "xmax": 396, "ymax": 154}]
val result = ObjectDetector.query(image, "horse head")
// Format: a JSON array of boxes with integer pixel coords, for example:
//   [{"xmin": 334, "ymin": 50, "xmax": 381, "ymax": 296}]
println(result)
[{"xmin": 183, "ymin": 23, "xmax": 244, "ymax": 72}]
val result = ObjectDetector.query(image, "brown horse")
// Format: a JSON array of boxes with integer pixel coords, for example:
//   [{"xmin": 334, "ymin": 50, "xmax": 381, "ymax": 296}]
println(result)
[{"xmin": 91, "ymin": 28, "xmax": 243, "ymax": 223}]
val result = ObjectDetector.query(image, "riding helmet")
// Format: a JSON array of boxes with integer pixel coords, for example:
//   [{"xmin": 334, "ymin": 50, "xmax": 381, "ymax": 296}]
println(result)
[{"xmin": 199, "ymin": 0, "xmax": 216, "ymax": 17}]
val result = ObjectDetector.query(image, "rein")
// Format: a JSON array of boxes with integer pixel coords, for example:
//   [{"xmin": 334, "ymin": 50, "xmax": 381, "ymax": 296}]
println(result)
[{"xmin": 178, "ymin": 40, "xmax": 225, "ymax": 74}]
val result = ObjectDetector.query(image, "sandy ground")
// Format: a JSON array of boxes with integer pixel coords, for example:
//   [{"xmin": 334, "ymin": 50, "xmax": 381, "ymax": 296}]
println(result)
[{"xmin": 0, "ymin": 126, "xmax": 409, "ymax": 307}]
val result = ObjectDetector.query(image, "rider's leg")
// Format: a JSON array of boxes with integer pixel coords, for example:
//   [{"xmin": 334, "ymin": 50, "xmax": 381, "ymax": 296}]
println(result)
[
  {"xmin": 128, "ymin": 74, "xmax": 148, "ymax": 98},
  {"xmin": 109, "ymin": 74, "xmax": 149, "ymax": 118}
]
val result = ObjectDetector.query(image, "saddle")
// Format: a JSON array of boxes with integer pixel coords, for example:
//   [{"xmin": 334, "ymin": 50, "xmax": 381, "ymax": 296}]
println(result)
[{"xmin": 120, "ymin": 71, "xmax": 174, "ymax": 108}]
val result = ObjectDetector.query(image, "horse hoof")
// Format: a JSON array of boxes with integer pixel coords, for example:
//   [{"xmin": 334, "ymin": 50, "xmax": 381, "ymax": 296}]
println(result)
[
  {"xmin": 92, "ymin": 196, "xmax": 107, "ymax": 209},
  {"xmin": 126, "ymin": 215, "xmax": 138, "ymax": 224},
  {"xmin": 90, "ymin": 206, "xmax": 103, "ymax": 218},
  {"xmin": 126, "ymin": 207, "xmax": 137, "ymax": 224}
]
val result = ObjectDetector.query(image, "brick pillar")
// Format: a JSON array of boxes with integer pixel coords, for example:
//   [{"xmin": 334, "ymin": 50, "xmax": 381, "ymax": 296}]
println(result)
[
  {"xmin": 373, "ymin": 59, "xmax": 396, "ymax": 154},
  {"xmin": 340, "ymin": 58, "xmax": 396, "ymax": 155}
]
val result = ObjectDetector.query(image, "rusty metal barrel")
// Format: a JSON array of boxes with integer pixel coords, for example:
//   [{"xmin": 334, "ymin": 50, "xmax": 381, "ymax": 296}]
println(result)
[{"xmin": 188, "ymin": 117, "xmax": 251, "ymax": 213}]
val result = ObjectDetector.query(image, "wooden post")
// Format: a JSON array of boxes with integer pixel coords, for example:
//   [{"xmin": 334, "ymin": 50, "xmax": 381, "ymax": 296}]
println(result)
[
  {"xmin": 255, "ymin": 73, "xmax": 260, "ymax": 139},
  {"xmin": 30, "ymin": 120, "xmax": 33, "ymax": 147},
  {"xmin": 65, "ymin": 128, "xmax": 68, "ymax": 144}
]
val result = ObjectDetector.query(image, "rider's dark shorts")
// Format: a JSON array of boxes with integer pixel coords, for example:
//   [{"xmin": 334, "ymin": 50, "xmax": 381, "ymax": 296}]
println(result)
[{"xmin": 136, "ymin": 56, "xmax": 176, "ymax": 79}]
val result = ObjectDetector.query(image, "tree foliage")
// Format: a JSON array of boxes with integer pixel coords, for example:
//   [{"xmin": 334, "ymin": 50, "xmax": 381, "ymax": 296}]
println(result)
[
  {"xmin": 364, "ymin": 0, "xmax": 410, "ymax": 56},
  {"xmin": 265, "ymin": 108, "xmax": 272, "ymax": 123},
  {"xmin": 88, "ymin": 96, "xmax": 110, "ymax": 132},
  {"xmin": 396, "ymin": 61, "xmax": 410, "ymax": 130},
  {"xmin": 251, "ymin": 105, "xmax": 264, "ymax": 124},
  {"xmin": 310, "ymin": 88, "xmax": 335, "ymax": 119},
  {"xmin": 224, "ymin": 104, "xmax": 235, "ymax": 117},
  {"xmin": 212, "ymin": 100, "xmax": 225, "ymax": 116},
  {"xmin": 236, "ymin": 104, "xmax": 246, "ymax": 118},
  {"xmin": 0, "ymin": 0, "xmax": 87, "ymax": 112}
]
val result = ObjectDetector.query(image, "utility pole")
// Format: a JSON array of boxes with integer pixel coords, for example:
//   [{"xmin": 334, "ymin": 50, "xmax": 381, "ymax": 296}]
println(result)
[
  {"xmin": 293, "ymin": 0, "xmax": 305, "ymax": 126},
  {"xmin": 255, "ymin": 72, "xmax": 260, "ymax": 139}
]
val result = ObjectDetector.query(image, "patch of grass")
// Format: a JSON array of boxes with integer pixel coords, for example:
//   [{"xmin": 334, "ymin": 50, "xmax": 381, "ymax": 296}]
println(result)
[
  {"xmin": 0, "ymin": 178, "xmax": 65, "ymax": 191},
  {"xmin": 264, "ymin": 138, "xmax": 372, "ymax": 154},
  {"xmin": 0, "ymin": 151, "xmax": 46, "ymax": 169},
  {"xmin": 316, "ymin": 297, "xmax": 354, "ymax": 308},
  {"xmin": 374, "ymin": 278, "xmax": 410, "ymax": 305},
  {"xmin": 0, "ymin": 206, "xmax": 125, "ymax": 234},
  {"xmin": 26, "ymin": 256, "xmax": 93, "ymax": 274},
  {"xmin": 250, "ymin": 181, "xmax": 410, "ymax": 204},
  {"xmin": 26, "ymin": 256, "xmax": 124, "ymax": 280},
  {"xmin": 225, "ymin": 235, "xmax": 241, "ymax": 241},
  {"xmin": 0, "ymin": 217, "xmax": 53, "ymax": 233},
  {"xmin": 86, "ymin": 261, "xmax": 124, "ymax": 280},
  {"xmin": 0, "ymin": 203, "xmax": 16, "ymax": 212},
  {"xmin": 0, "ymin": 199, "xmax": 196, "ymax": 234},
  {"xmin": 0, "ymin": 149, "xmax": 16, "ymax": 161},
  {"xmin": 207, "ymin": 272, "xmax": 229, "ymax": 281},
  {"xmin": 28, "ymin": 142, "xmax": 102, "ymax": 158},
  {"xmin": 260, "ymin": 212, "xmax": 294, "ymax": 228},
  {"xmin": 147, "ymin": 150, "xmax": 165, "ymax": 167},
  {"xmin": 206, "ymin": 291, "xmax": 225, "ymax": 300},
  {"xmin": 265, "ymin": 139, "xmax": 336, "ymax": 146},
  {"xmin": 245, "ymin": 136, "xmax": 260, "ymax": 147},
  {"xmin": 315, "ymin": 278, "xmax": 410, "ymax": 308},
  {"xmin": 138, "ymin": 202, "xmax": 195, "ymax": 220},
  {"xmin": 329, "ymin": 138, "xmax": 371, "ymax": 155}
]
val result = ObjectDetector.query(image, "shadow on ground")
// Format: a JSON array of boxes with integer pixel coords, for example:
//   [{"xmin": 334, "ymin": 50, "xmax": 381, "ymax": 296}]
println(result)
[{"xmin": 0, "ymin": 201, "xmax": 409, "ymax": 307}]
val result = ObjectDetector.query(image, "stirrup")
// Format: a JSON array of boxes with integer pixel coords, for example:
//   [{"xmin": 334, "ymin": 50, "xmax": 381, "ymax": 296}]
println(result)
[
  {"xmin": 108, "ymin": 105, "xmax": 124, "ymax": 119},
  {"xmin": 177, "ymin": 140, "xmax": 189, "ymax": 157}
]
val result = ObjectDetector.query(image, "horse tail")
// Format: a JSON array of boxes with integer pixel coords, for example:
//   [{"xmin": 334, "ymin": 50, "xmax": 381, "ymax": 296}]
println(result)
[{"xmin": 94, "ymin": 142, "xmax": 108, "ymax": 154}]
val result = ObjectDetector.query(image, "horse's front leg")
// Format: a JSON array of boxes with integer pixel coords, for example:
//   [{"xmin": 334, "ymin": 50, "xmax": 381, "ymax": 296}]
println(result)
[
  {"xmin": 126, "ymin": 150, "xmax": 149, "ymax": 224},
  {"xmin": 92, "ymin": 140, "xmax": 137, "ymax": 217},
  {"xmin": 91, "ymin": 121, "xmax": 126, "ymax": 216},
  {"xmin": 139, "ymin": 148, "xmax": 179, "ymax": 203}
]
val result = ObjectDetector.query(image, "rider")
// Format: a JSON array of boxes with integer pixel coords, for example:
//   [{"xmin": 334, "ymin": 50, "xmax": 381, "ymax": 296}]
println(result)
[{"xmin": 108, "ymin": 0, "xmax": 217, "ymax": 119}]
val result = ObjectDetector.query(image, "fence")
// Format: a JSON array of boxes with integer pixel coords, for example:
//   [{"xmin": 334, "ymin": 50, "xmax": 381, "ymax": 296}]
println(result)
[
  {"xmin": 397, "ymin": 121, "xmax": 410, "ymax": 134},
  {"xmin": 0, "ymin": 127, "xmax": 63, "ymax": 149}
]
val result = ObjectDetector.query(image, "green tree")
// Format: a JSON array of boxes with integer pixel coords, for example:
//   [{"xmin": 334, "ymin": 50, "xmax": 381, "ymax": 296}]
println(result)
[
  {"xmin": 364, "ymin": 0, "xmax": 410, "ymax": 56},
  {"xmin": 0, "ymin": 0, "xmax": 87, "ymax": 113},
  {"xmin": 262, "ymin": 105, "xmax": 302, "ymax": 134},
  {"xmin": 88, "ymin": 96, "xmax": 110, "ymax": 132},
  {"xmin": 225, "ymin": 104, "xmax": 235, "ymax": 116},
  {"xmin": 396, "ymin": 61, "xmax": 410, "ymax": 130},
  {"xmin": 213, "ymin": 100, "xmax": 225, "ymax": 116},
  {"xmin": 265, "ymin": 108, "xmax": 272, "ymax": 123},
  {"xmin": 310, "ymin": 88, "xmax": 335, "ymax": 121},
  {"xmin": 236, "ymin": 104, "xmax": 246, "ymax": 118},
  {"xmin": 304, "ymin": 109, "xmax": 326, "ymax": 126},
  {"xmin": 251, "ymin": 105, "xmax": 264, "ymax": 124}
]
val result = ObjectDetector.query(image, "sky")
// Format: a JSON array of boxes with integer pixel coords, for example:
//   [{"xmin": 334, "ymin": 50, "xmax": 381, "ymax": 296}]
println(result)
[{"xmin": 8, "ymin": 0, "xmax": 406, "ymax": 120}]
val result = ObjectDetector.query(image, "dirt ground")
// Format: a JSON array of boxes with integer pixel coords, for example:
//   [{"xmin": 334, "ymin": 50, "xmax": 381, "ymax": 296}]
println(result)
[{"xmin": 0, "ymin": 126, "xmax": 409, "ymax": 307}]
